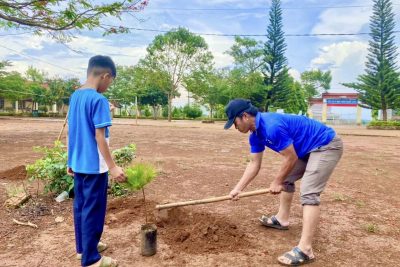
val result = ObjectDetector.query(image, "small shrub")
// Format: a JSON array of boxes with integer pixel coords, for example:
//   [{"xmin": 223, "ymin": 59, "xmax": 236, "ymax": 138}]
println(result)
[
  {"xmin": 38, "ymin": 105, "xmax": 48, "ymax": 113},
  {"xmin": 367, "ymin": 120, "xmax": 400, "ymax": 129},
  {"xmin": 183, "ymin": 105, "xmax": 202, "ymax": 119},
  {"xmin": 26, "ymin": 141, "xmax": 72, "ymax": 195},
  {"xmin": 110, "ymin": 143, "xmax": 137, "ymax": 196},
  {"xmin": 363, "ymin": 223, "xmax": 379, "ymax": 233},
  {"xmin": 112, "ymin": 144, "xmax": 136, "ymax": 167},
  {"xmin": 172, "ymin": 107, "xmax": 184, "ymax": 118},
  {"xmin": 354, "ymin": 199, "xmax": 366, "ymax": 208},
  {"xmin": 143, "ymin": 106, "xmax": 152, "ymax": 117},
  {"xmin": 110, "ymin": 182, "xmax": 128, "ymax": 197},
  {"xmin": 332, "ymin": 192, "xmax": 347, "ymax": 202},
  {"xmin": 162, "ymin": 105, "xmax": 168, "ymax": 118}
]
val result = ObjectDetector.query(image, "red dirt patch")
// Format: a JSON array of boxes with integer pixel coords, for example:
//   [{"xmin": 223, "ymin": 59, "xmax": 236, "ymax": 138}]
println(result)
[
  {"xmin": 158, "ymin": 208, "xmax": 253, "ymax": 254},
  {"xmin": 0, "ymin": 165, "xmax": 27, "ymax": 181},
  {"xmin": 106, "ymin": 196, "xmax": 253, "ymax": 255}
]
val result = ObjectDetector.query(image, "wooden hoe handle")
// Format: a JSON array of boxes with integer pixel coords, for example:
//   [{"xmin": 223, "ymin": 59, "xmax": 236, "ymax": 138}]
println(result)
[{"xmin": 155, "ymin": 188, "xmax": 270, "ymax": 210}]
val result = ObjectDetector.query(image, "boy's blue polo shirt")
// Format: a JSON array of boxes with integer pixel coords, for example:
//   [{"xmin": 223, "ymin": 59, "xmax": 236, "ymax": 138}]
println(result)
[
  {"xmin": 249, "ymin": 112, "xmax": 335, "ymax": 158},
  {"xmin": 68, "ymin": 89, "xmax": 112, "ymax": 174}
]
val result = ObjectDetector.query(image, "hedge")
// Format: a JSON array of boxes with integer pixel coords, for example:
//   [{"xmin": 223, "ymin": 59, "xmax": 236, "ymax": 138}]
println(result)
[{"xmin": 367, "ymin": 120, "xmax": 400, "ymax": 130}]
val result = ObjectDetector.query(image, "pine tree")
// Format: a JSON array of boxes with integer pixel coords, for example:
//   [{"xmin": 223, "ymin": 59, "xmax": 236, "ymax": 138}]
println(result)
[
  {"xmin": 263, "ymin": 0, "xmax": 290, "ymax": 111},
  {"xmin": 343, "ymin": 0, "xmax": 400, "ymax": 120}
]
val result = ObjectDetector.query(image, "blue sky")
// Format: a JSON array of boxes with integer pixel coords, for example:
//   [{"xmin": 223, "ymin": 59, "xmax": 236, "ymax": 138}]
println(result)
[{"xmin": 1, "ymin": 0, "xmax": 399, "ymax": 109}]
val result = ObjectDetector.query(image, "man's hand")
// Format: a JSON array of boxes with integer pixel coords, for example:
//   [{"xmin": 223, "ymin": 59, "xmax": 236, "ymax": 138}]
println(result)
[
  {"xmin": 229, "ymin": 188, "xmax": 241, "ymax": 201},
  {"xmin": 269, "ymin": 180, "xmax": 284, "ymax": 195},
  {"xmin": 67, "ymin": 167, "xmax": 74, "ymax": 177},
  {"xmin": 109, "ymin": 166, "xmax": 126, "ymax": 183}
]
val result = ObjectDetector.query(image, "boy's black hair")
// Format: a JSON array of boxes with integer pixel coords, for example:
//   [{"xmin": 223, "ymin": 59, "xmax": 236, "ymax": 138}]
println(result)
[{"xmin": 87, "ymin": 55, "xmax": 117, "ymax": 78}]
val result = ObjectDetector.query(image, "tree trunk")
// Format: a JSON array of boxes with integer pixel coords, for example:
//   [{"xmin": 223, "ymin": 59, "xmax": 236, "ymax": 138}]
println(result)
[
  {"xmin": 152, "ymin": 105, "xmax": 158, "ymax": 120},
  {"xmin": 382, "ymin": 108, "xmax": 387, "ymax": 121},
  {"xmin": 168, "ymin": 94, "xmax": 172, "ymax": 122},
  {"xmin": 142, "ymin": 188, "xmax": 148, "ymax": 224},
  {"xmin": 59, "ymin": 103, "xmax": 65, "ymax": 115}
]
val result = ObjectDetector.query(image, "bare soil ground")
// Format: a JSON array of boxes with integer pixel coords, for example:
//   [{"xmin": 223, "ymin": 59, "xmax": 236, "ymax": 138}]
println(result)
[{"xmin": 0, "ymin": 118, "xmax": 399, "ymax": 267}]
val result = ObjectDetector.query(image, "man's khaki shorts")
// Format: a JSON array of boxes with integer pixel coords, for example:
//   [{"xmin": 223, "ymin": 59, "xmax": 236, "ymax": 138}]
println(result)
[{"xmin": 282, "ymin": 136, "xmax": 343, "ymax": 205}]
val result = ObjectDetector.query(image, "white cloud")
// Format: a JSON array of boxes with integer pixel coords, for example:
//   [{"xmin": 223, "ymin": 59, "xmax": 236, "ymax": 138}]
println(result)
[
  {"xmin": 202, "ymin": 35, "xmax": 234, "ymax": 68},
  {"xmin": 310, "ymin": 41, "xmax": 368, "ymax": 91},
  {"xmin": 194, "ymin": 0, "xmax": 266, "ymax": 7},
  {"xmin": 184, "ymin": 19, "xmax": 235, "ymax": 68},
  {"xmin": 311, "ymin": 2, "xmax": 371, "ymax": 40},
  {"xmin": 288, "ymin": 68, "xmax": 301, "ymax": 81},
  {"xmin": 0, "ymin": 33, "xmax": 148, "ymax": 79}
]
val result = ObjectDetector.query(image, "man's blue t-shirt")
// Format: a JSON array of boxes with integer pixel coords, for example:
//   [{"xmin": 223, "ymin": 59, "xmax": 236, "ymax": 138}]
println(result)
[
  {"xmin": 249, "ymin": 113, "xmax": 335, "ymax": 158},
  {"xmin": 68, "ymin": 89, "xmax": 112, "ymax": 174}
]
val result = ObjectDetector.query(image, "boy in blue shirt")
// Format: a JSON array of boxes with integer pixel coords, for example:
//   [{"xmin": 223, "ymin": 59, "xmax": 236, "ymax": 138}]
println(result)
[
  {"xmin": 225, "ymin": 99, "xmax": 343, "ymax": 266},
  {"xmin": 67, "ymin": 55, "xmax": 125, "ymax": 267}
]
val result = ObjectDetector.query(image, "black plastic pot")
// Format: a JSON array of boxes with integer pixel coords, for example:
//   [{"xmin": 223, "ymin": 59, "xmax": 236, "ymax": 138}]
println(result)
[{"xmin": 140, "ymin": 223, "xmax": 157, "ymax": 256}]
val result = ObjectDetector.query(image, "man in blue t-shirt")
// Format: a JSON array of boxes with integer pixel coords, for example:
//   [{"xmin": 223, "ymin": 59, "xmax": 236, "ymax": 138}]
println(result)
[
  {"xmin": 225, "ymin": 99, "xmax": 343, "ymax": 266},
  {"xmin": 67, "ymin": 55, "xmax": 125, "ymax": 267}
]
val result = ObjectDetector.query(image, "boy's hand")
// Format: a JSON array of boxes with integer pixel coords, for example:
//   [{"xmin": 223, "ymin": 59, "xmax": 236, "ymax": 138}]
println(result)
[
  {"xmin": 67, "ymin": 167, "xmax": 74, "ymax": 177},
  {"xmin": 109, "ymin": 166, "xmax": 126, "ymax": 182}
]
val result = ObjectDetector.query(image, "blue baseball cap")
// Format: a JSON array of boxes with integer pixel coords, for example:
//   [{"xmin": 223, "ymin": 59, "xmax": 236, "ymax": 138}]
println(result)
[{"xmin": 224, "ymin": 99, "xmax": 253, "ymax": 129}]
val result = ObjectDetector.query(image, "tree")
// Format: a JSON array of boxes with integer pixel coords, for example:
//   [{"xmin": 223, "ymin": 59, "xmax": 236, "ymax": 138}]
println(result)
[
  {"xmin": 45, "ymin": 78, "xmax": 79, "ymax": 114},
  {"xmin": 0, "ymin": 60, "xmax": 11, "ymax": 76},
  {"xmin": 185, "ymin": 67, "xmax": 228, "ymax": 119},
  {"xmin": 25, "ymin": 67, "xmax": 48, "ymax": 107},
  {"xmin": 343, "ymin": 0, "xmax": 400, "ymax": 120},
  {"xmin": 0, "ymin": 1, "xmax": 149, "ymax": 40},
  {"xmin": 26, "ymin": 66, "xmax": 47, "ymax": 83},
  {"xmin": 227, "ymin": 36, "xmax": 264, "ymax": 74},
  {"xmin": 0, "ymin": 72, "xmax": 29, "ymax": 102},
  {"xmin": 143, "ymin": 27, "xmax": 213, "ymax": 122},
  {"xmin": 105, "ymin": 65, "xmax": 137, "ymax": 109},
  {"xmin": 285, "ymin": 78, "xmax": 308, "ymax": 114},
  {"xmin": 263, "ymin": 0, "xmax": 289, "ymax": 111},
  {"xmin": 301, "ymin": 69, "xmax": 332, "ymax": 98},
  {"xmin": 139, "ymin": 87, "xmax": 168, "ymax": 119},
  {"xmin": 226, "ymin": 69, "xmax": 266, "ymax": 109}
]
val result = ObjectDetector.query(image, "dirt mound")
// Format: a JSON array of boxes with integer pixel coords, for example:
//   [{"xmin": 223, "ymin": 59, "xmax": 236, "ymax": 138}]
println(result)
[
  {"xmin": 0, "ymin": 165, "xmax": 27, "ymax": 180},
  {"xmin": 157, "ymin": 208, "xmax": 254, "ymax": 254},
  {"xmin": 106, "ymin": 197, "xmax": 253, "ymax": 255},
  {"xmin": 106, "ymin": 195, "xmax": 157, "ymax": 226}
]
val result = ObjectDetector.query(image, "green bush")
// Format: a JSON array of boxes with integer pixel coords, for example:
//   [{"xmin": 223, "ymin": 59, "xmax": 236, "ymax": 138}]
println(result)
[
  {"xmin": 214, "ymin": 104, "xmax": 227, "ymax": 119},
  {"xmin": 26, "ymin": 141, "xmax": 72, "ymax": 195},
  {"xmin": 112, "ymin": 143, "xmax": 136, "ymax": 167},
  {"xmin": 183, "ymin": 104, "xmax": 202, "ymax": 119},
  {"xmin": 27, "ymin": 142, "xmax": 138, "ymax": 196},
  {"xmin": 368, "ymin": 120, "xmax": 400, "ymax": 129},
  {"xmin": 143, "ymin": 106, "xmax": 152, "ymax": 117},
  {"xmin": 110, "ymin": 143, "xmax": 137, "ymax": 196},
  {"xmin": 172, "ymin": 107, "xmax": 184, "ymax": 118},
  {"xmin": 162, "ymin": 105, "xmax": 168, "ymax": 118},
  {"xmin": 368, "ymin": 120, "xmax": 400, "ymax": 126},
  {"xmin": 38, "ymin": 105, "xmax": 48, "ymax": 113}
]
